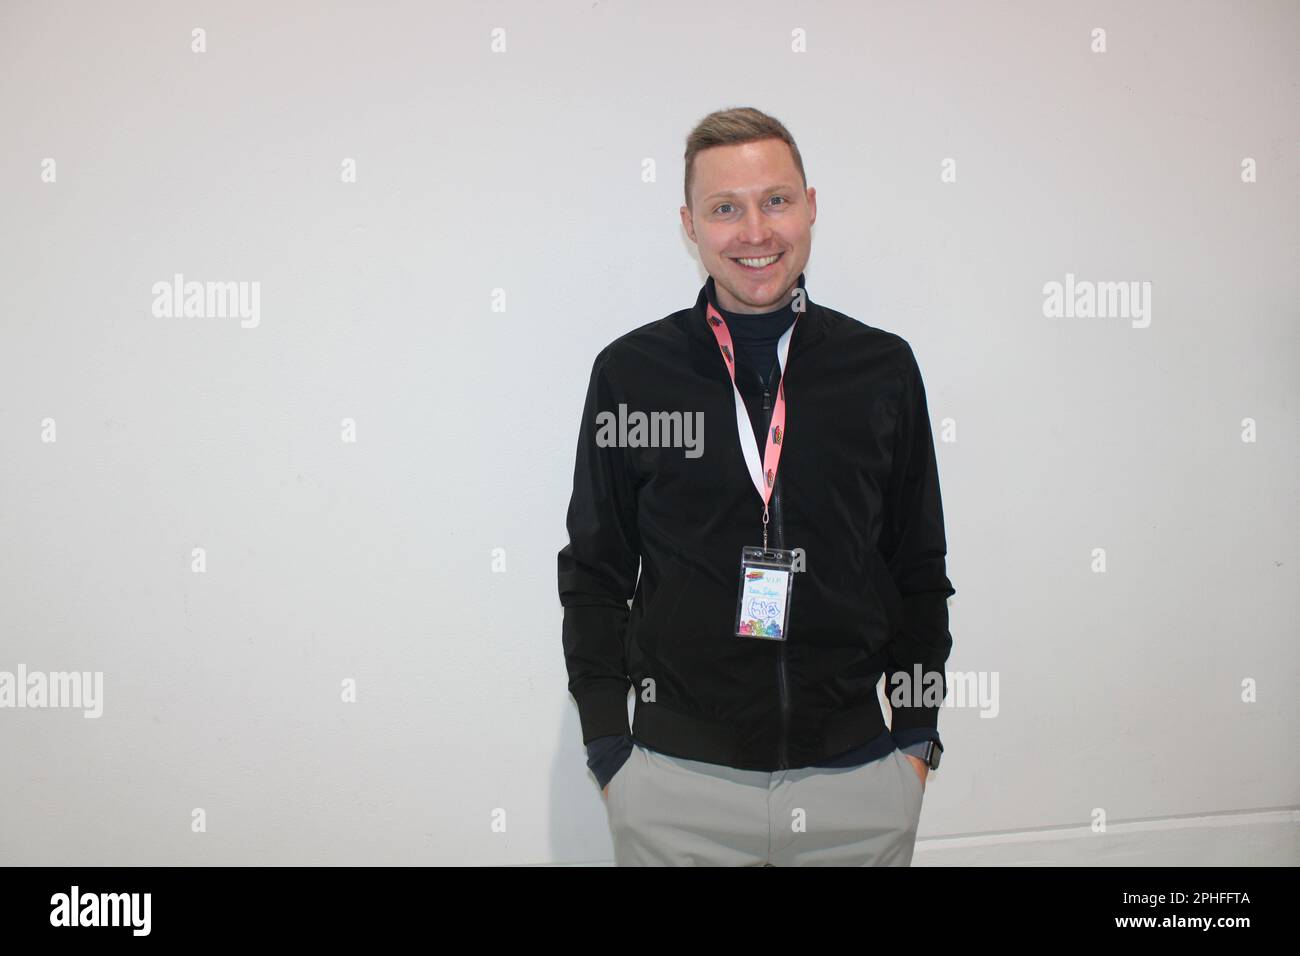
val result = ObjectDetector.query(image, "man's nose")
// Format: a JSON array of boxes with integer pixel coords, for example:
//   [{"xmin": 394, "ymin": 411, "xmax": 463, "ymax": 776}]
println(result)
[{"xmin": 736, "ymin": 207, "xmax": 773, "ymax": 245}]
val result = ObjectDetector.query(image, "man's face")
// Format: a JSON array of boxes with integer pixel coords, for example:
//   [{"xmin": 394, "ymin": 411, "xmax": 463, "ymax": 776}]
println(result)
[{"xmin": 680, "ymin": 138, "xmax": 816, "ymax": 314}]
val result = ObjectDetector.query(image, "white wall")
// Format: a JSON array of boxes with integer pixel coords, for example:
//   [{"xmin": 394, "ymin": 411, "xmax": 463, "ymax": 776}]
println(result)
[{"xmin": 0, "ymin": 0, "xmax": 1295, "ymax": 865}]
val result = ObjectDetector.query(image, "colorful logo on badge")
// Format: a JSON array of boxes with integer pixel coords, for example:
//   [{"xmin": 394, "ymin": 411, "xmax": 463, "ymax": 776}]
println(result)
[
  {"xmin": 745, "ymin": 569, "xmax": 764, "ymax": 580},
  {"xmin": 739, "ymin": 595, "xmax": 783, "ymax": 638},
  {"xmin": 739, "ymin": 620, "xmax": 782, "ymax": 638}
]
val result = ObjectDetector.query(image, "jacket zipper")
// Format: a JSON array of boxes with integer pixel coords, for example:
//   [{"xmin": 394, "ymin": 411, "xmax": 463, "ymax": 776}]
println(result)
[{"xmin": 763, "ymin": 363, "xmax": 791, "ymax": 771}]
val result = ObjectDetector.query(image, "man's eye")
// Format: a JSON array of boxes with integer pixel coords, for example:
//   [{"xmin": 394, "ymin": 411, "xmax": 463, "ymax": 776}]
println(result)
[
  {"xmin": 769, "ymin": 195, "xmax": 787, "ymax": 206},
  {"xmin": 716, "ymin": 204, "xmax": 734, "ymax": 214}
]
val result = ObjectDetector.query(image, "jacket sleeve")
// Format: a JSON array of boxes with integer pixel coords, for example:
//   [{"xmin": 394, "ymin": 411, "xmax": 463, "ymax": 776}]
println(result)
[
  {"xmin": 558, "ymin": 348, "xmax": 642, "ymax": 745},
  {"xmin": 880, "ymin": 343, "xmax": 956, "ymax": 748}
]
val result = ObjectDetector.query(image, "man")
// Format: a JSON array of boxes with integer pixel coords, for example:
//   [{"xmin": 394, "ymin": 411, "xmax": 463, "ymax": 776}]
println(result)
[{"xmin": 558, "ymin": 106, "xmax": 955, "ymax": 866}]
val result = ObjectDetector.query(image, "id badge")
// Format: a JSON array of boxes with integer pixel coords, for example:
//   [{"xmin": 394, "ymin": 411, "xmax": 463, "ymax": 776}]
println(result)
[{"xmin": 735, "ymin": 546, "xmax": 796, "ymax": 640}]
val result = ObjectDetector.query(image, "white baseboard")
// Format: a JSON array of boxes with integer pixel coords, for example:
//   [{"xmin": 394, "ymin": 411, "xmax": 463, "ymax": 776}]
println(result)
[{"xmin": 913, "ymin": 808, "xmax": 1300, "ymax": 866}]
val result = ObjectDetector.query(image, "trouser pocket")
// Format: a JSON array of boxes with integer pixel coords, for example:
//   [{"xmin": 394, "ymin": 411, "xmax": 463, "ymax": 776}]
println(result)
[
  {"xmin": 894, "ymin": 749, "xmax": 925, "ymax": 818},
  {"xmin": 606, "ymin": 744, "xmax": 642, "ymax": 821}
]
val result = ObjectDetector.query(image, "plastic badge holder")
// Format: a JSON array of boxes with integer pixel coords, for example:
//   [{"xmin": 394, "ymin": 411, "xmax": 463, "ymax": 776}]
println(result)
[{"xmin": 734, "ymin": 546, "xmax": 796, "ymax": 640}]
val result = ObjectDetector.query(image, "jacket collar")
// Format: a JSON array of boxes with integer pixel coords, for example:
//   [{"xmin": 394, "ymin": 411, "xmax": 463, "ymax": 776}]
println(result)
[{"xmin": 688, "ymin": 270, "xmax": 828, "ymax": 354}]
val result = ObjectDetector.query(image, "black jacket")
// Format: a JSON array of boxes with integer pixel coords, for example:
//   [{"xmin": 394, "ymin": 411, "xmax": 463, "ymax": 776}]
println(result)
[{"xmin": 558, "ymin": 274, "xmax": 955, "ymax": 772}]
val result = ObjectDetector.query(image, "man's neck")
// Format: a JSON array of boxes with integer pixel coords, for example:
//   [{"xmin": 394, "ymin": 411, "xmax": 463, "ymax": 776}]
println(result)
[
  {"xmin": 706, "ymin": 273, "xmax": 805, "ymax": 322},
  {"xmin": 712, "ymin": 286, "xmax": 797, "ymax": 317}
]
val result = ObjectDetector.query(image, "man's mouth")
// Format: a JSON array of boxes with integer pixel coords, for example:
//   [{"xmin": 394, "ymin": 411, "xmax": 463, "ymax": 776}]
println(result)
[{"xmin": 731, "ymin": 252, "xmax": 783, "ymax": 273}]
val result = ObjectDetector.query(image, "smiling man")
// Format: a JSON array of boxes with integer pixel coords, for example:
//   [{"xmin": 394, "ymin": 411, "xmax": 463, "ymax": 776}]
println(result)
[{"xmin": 558, "ymin": 106, "xmax": 955, "ymax": 866}]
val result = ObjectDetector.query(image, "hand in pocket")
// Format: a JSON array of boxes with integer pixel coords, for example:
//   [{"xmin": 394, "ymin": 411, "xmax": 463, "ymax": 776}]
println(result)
[{"xmin": 902, "ymin": 753, "xmax": 928, "ymax": 792}]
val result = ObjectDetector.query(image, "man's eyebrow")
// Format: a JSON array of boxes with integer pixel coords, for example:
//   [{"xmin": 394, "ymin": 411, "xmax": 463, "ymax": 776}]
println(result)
[{"xmin": 702, "ymin": 184, "xmax": 798, "ymax": 203}]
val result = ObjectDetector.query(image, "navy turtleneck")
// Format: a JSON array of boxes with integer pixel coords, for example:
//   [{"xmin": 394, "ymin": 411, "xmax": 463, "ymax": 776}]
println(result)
[{"xmin": 705, "ymin": 274, "xmax": 801, "ymax": 387}]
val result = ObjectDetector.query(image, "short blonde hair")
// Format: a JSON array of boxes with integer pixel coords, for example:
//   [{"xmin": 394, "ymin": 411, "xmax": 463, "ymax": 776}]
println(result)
[{"xmin": 683, "ymin": 107, "xmax": 807, "ymax": 211}]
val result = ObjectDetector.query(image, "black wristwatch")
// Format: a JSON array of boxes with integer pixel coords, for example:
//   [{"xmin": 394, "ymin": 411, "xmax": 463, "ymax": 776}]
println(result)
[{"xmin": 918, "ymin": 739, "xmax": 943, "ymax": 771}]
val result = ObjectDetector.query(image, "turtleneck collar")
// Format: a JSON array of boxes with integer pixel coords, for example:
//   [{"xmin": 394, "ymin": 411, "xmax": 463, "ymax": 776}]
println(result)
[{"xmin": 705, "ymin": 272, "xmax": 806, "ymax": 341}]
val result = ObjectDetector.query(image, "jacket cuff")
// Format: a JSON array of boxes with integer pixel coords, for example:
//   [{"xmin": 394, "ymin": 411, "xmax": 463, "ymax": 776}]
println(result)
[
  {"xmin": 885, "ymin": 687, "xmax": 942, "ymax": 737},
  {"xmin": 574, "ymin": 682, "xmax": 632, "ymax": 744},
  {"xmin": 884, "ymin": 590, "xmax": 951, "ymax": 736},
  {"xmin": 886, "ymin": 691, "xmax": 941, "ymax": 735}
]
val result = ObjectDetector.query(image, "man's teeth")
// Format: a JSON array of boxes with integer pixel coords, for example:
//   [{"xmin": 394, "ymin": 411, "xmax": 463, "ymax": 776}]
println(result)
[{"xmin": 737, "ymin": 254, "xmax": 780, "ymax": 268}]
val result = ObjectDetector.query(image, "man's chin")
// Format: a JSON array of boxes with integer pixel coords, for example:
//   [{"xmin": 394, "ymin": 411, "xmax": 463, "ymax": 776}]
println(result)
[{"xmin": 714, "ymin": 269, "xmax": 795, "ymax": 312}]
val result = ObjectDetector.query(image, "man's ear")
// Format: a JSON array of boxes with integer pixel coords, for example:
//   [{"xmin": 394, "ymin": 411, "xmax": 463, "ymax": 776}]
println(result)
[{"xmin": 679, "ymin": 204, "xmax": 696, "ymax": 242}]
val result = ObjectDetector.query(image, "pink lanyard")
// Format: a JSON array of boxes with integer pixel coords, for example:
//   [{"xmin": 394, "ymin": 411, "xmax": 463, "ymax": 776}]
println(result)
[{"xmin": 705, "ymin": 301, "xmax": 798, "ymax": 549}]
